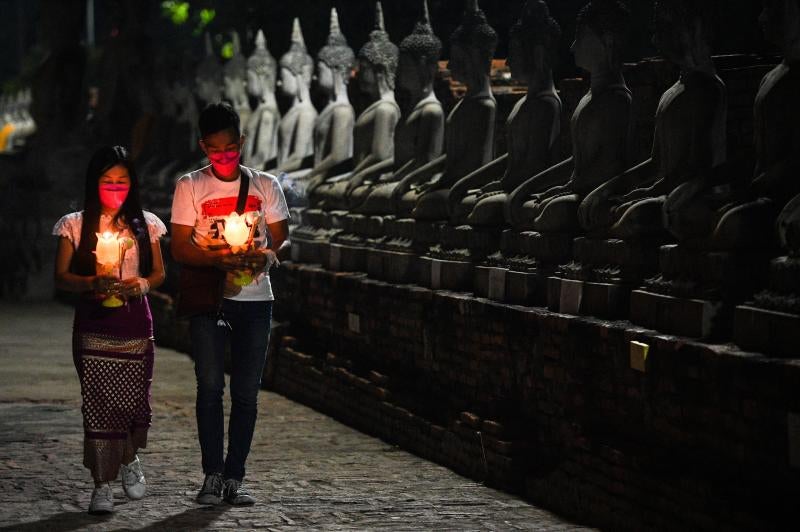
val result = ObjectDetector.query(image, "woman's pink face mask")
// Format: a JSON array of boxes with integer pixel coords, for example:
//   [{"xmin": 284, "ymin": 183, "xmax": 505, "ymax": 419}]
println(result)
[
  {"xmin": 208, "ymin": 150, "xmax": 241, "ymax": 176},
  {"xmin": 98, "ymin": 184, "xmax": 130, "ymax": 210}
]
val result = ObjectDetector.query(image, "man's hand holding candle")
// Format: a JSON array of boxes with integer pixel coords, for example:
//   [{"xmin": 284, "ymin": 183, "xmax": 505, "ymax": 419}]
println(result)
[{"xmin": 221, "ymin": 212, "xmax": 269, "ymax": 286}]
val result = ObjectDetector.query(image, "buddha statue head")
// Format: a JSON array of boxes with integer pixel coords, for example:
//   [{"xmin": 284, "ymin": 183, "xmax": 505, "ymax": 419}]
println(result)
[
  {"xmin": 195, "ymin": 32, "xmax": 223, "ymax": 105},
  {"xmin": 448, "ymin": 0, "xmax": 498, "ymax": 87},
  {"xmin": 246, "ymin": 29, "xmax": 277, "ymax": 100},
  {"xmin": 317, "ymin": 8, "xmax": 356, "ymax": 95},
  {"xmin": 223, "ymin": 31, "xmax": 247, "ymax": 102},
  {"xmin": 280, "ymin": 18, "xmax": 314, "ymax": 100},
  {"xmin": 759, "ymin": 0, "xmax": 800, "ymax": 60},
  {"xmin": 572, "ymin": 0, "xmax": 630, "ymax": 74},
  {"xmin": 397, "ymin": 0, "xmax": 442, "ymax": 103},
  {"xmin": 507, "ymin": 0, "xmax": 561, "ymax": 84},
  {"xmin": 357, "ymin": 2, "xmax": 400, "ymax": 99},
  {"xmin": 652, "ymin": 0, "xmax": 716, "ymax": 70}
]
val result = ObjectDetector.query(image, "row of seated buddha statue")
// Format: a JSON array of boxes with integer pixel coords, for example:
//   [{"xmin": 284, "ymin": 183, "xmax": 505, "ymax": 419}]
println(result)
[
  {"xmin": 284, "ymin": 0, "xmax": 800, "ymax": 355},
  {"xmin": 0, "ymin": 89, "xmax": 36, "ymax": 154}
]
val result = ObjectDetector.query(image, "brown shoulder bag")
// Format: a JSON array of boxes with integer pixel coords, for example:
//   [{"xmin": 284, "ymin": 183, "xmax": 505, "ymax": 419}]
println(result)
[{"xmin": 176, "ymin": 169, "xmax": 250, "ymax": 318}]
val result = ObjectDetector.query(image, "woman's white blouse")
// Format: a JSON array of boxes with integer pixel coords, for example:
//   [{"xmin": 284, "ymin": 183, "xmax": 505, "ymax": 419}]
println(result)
[{"xmin": 53, "ymin": 211, "xmax": 167, "ymax": 279}]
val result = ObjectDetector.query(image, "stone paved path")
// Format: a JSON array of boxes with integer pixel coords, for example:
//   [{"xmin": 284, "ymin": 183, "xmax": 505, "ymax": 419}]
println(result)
[{"xmin": 0, "ymin": 301, "xmax": 592, "ymax": 531}]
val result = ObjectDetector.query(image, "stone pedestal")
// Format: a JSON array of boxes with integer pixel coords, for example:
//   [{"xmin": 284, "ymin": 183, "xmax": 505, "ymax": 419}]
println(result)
[
  {"xmin": 734, "ymin": 255, "xmax": 800, "ymax": 357},
  {"xmin": 418, "ymin": 224, "xmax": 503, "ymax": 292},
  {"xmin": 367, "ymin": 247, "xmax": 420, "ymax": 284},
  {"xmin": 290, "ymin": 228, "xmax": 329, "ymax": 265},
  {"xmin": 418, "ymin": 256, "xmax": 473, "ymax": 291},
  {"xmin": 474, "ymin": 230, "xmax": 573, "ymax": 306},
  {"xmin": 364, "ymin": 218, "xmax": 442, "ymax": 285},
  {"xmin": 547, "ymin": 236, "xmax": 662, "ymax": 319},
  {"xmin": 327, "ymin": 214, "xmax": 369, "ymax": 272},
  {"xmin": 630, "ymin": 244, "xmax": 771, "ymax": 340},
  {"xmin": 289, "ymin": 208, "xmax": 342, "ymax": 266}
]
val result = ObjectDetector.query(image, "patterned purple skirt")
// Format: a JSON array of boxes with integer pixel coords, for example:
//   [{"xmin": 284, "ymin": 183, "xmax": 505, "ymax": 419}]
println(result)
[{"xmin": 72, "ymin": 296, "xmax": 154, "ymax": 481}]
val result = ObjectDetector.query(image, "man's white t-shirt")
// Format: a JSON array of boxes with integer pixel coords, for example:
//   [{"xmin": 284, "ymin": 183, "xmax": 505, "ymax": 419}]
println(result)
[{"xmin": 171, "ymin": 164, "xmax": 290, "ymax": 301}]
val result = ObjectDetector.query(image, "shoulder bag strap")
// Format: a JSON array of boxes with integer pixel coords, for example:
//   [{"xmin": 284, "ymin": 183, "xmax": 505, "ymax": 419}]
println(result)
[{"xmin": 235, "ymin": 167, "xmax": 250, "ymax": 214}]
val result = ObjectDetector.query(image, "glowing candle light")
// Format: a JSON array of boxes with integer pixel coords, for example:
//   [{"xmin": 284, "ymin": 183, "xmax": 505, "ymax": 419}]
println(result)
[
  {"xmin": 222, "ymin": 212, "xmax": 249, "ymax": 248},
  {"xmin": 95, "ymin": 231, "xmax": 120, "ymax": 266}
]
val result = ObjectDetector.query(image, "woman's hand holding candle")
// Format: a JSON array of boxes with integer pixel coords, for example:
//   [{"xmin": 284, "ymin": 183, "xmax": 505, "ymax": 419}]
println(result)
[{"xmin": 94, "ymin": 231, "xmax": 124, "ymax": 307}]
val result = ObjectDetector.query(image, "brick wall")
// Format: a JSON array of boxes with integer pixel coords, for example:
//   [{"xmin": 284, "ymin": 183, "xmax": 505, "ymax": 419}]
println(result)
[{"xmin": 269, "ymin": 263, "xmax": 800, "ymax": 531}]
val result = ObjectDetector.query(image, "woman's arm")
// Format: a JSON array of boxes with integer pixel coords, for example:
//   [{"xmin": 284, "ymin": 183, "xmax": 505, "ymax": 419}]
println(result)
[
  {"xmin": 121, "ymin": 239, "xmax": 167, "ymax": 297},
  {"xmin": 54, "ymin": 237, "xmax": 99, "ymax": 293}
]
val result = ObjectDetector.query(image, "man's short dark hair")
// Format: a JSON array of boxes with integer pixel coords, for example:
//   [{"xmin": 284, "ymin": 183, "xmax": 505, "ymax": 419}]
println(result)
[{"xmin": 199, "ymin": 102, "xmax": 240, "ymax": 138}]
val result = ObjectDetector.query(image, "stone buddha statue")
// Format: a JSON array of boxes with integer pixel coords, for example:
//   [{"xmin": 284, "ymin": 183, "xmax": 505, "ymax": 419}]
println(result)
[
  {"xmin": 243, "ymin": 29, "xmax": 280, "ymax": 170},
  {"xmin": 223, "ymin": 31, "xmax": 252, "ymax": 131},
  {"xmin": 311, "ymin": 1, "xmax": 402, "ymax": 211},
  {"xmin": 393, "ymin": 0, "xmax": 498, "ymax": 220},
  {"xmin": 779, "ymin": 195, "xmax": 800, "ymax": 255},
  {"xmin": 195, "ymin": 32, "xmax": 223, "ymax": 107},
  {"xmin": 578, "ymin": 0, "xmax": 727, "ymax": 239},
  {"xmin": 273, "ymin": 18, "xmax": 317, "ymax": 174},
  {"xmin": 448, "ymin": 0, "xmax": 563, "ymax": 227},
  {"xmin": 663, "ymin": 0, "xmax": 800, "ymax": 250},
  {"xmin": 504, "ymin": 0, "xmax": 632, "ymax": 233},
  {"xmin": 355, "ymin": 0, "xmax": 445, "ymax": 215},
  {"xmin": 301, "ymin": 8, "xmax": 356, "ymax": 198}
]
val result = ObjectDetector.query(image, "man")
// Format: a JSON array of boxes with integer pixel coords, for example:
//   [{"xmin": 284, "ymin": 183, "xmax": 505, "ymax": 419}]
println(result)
[{"xmin": 171, "ymin": 102, "xmax": 290, "ymax": 505}]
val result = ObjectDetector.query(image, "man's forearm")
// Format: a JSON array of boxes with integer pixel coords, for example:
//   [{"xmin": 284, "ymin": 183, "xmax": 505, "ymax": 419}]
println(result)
[{"xmin": 171, "ymin": 241, "xmax": 226, "ymax": 268}]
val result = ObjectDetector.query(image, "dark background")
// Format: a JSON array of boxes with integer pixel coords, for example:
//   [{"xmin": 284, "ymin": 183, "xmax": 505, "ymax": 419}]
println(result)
[{"xmin": 0, "ymin": 0, "xmax": 772, "ymax": 91}]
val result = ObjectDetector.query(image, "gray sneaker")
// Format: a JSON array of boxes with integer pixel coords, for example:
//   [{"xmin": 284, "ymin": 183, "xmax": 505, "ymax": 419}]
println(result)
[
  {"xmin": 223, "ymin": 478, "xmax": 256, "ymax": 505},
  {"xmin": 88, "ymin": 483, "xmax": 114, "ymax": 514},
  {"xmin": 120, "ymin": 455, "xmax": 146, "ymax": 500},
  {"xmin": 197, "ymin": 472, "xmax": 224, "ymax": 505}
]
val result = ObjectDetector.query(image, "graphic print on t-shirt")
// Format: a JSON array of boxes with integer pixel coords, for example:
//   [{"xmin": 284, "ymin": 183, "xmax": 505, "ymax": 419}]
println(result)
[{"xmin": 196, "ymin": 194, "xmax": 263, "ymax": 249}]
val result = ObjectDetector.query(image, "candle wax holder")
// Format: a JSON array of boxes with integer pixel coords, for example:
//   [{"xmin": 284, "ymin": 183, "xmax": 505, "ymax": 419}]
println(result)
[{"xmin": 97, "ymin": 262, "xmax": 124, "ymax": 308}]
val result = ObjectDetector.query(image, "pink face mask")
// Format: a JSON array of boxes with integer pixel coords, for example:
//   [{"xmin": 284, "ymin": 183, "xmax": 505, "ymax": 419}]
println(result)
[
  {"xmin": 98, "ymin": 184, "xmax": 130, "ymax": 210},
  {"xmin": 208, "ymin": 150, "xmax": 241, "ymax": 176}
]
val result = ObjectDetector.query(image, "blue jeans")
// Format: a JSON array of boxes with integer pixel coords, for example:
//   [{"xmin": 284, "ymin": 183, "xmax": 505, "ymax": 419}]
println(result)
[{"xmin": 190, "ymin": 299, "xmax": 273, "ymax": 481}]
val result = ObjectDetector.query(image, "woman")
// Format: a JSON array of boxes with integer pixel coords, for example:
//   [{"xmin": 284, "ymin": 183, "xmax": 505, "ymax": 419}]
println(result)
[{"xmin": 53, "ymin": 145, "xmax": 166, "ymax": 514}]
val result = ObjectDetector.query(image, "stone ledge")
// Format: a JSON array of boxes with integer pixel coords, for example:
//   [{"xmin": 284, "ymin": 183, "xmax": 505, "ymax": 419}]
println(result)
[{"xmin": 269, "ymin": 261, "xmax": 800, "ymax": 531}]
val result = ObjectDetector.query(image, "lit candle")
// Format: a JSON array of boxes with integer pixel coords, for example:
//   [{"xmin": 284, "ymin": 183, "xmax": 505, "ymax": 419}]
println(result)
[
  {"xmin": 222, "ymin": 212, "xmax": 249, "ymax": 248},
  {"xmin": 95, "ymin": 231, "xmax": 121, "ymax": 266}
]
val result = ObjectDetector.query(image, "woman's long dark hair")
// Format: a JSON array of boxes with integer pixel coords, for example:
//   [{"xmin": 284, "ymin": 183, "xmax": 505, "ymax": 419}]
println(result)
[{"xmin": 73, "ymin": 146, "xmax": 153, "ymax": 277}]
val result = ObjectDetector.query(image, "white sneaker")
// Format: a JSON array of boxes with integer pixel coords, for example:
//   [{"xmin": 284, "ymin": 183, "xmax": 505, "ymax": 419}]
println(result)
[
  {"xmin": 120, "ymin": 456, "xmax": 146, "ymax": 500},
  {"xmin": 89, "ymin": 482, "xmax": 114, "ymax": 514}
]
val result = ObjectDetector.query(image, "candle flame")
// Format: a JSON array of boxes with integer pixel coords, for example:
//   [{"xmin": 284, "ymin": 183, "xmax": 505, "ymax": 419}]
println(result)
[{"xmin": 222, "ymin": 212, "xmax": 250, "ymax": 248}]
